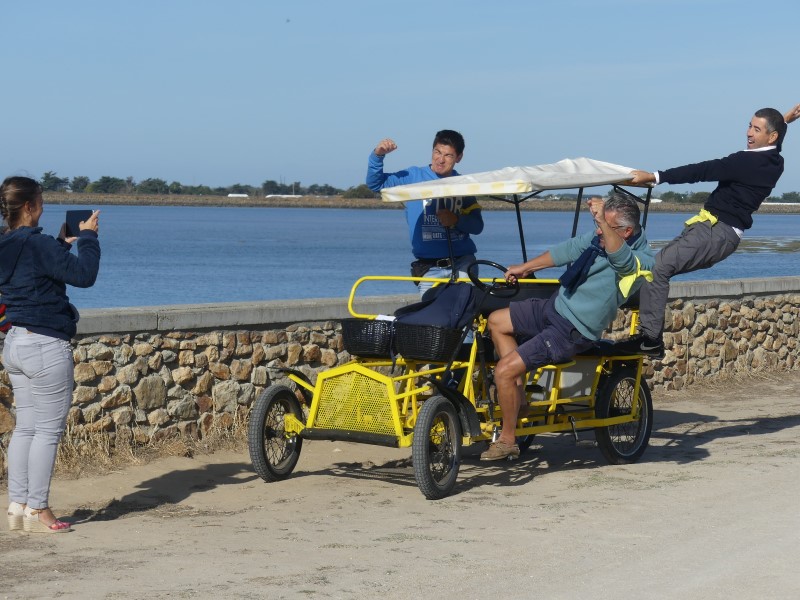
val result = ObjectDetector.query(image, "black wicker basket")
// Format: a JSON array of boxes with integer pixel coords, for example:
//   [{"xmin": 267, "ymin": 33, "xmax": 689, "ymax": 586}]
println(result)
[
  {"xmin": 394, "ymin": 322, "xmax": 464, "ymax": 363},
  {"xmin": 340, "ymin": 318, "xmax": 395, "ymax": 358}
]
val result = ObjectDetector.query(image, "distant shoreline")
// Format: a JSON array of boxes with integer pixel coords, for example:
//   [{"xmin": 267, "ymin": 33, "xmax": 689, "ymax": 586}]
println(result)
[{"xmin": 42, "ymin": 192, "xmax": 800, "ymax": 214}]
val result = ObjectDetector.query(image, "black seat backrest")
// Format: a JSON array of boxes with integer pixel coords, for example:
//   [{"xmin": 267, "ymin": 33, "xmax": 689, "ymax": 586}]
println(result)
[
  {"xmin": 481, "ymin": 281, "xmax": 640, "ymax": 315},
  {"xmin": 619, "ymin": 287, "xmax": 640, "ymax": 310},
  {"xmin": 480, "ymin": 281, "xmax": 560, "ymax": 316},
  {"xmin": 395, "ymin": 282, "xmax": 477, "ymax": 329}
]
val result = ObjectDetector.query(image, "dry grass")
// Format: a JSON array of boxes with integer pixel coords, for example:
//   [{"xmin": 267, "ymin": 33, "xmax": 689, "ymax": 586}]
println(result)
[
  {"xmin": 4, "ymin": 367, "xmax": 795, "ymax": 482},
  {"xmin": 653, "ymin": 368, "xmax": 793, "ymax": 403},
  {"xmin": 53, "ymin": 413, "xmax": 248, "ymax": 479}
]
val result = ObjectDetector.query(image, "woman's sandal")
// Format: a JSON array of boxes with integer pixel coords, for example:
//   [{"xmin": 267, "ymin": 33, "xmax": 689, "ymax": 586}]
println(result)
[
  {"xmin": 7, "ymin": 502, "xmax": 25, "ymax": 531},
  {"xmin": 23, "ymin": 508, "xmax": 73, "ymax": 533}
]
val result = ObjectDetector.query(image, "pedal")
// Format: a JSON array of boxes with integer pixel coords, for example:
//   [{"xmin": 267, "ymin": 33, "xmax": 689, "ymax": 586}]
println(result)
[{"xmin": 569, "ymin": 416, "xmax": 597, "ymax": 448}]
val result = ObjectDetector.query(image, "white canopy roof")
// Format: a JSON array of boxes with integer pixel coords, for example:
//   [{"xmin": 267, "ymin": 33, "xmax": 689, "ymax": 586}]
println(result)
[{"xmin": 380, "ymin": 157, "xmax": 640, "ymax": 202}]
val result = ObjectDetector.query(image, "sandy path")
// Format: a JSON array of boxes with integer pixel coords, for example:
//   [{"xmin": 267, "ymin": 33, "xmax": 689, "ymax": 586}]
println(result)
[{"xmin": 3, "ymin": 371, "xmax": 800, "ymax": 599}]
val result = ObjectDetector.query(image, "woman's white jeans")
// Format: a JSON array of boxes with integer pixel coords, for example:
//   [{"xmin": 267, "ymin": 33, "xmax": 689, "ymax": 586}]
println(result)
[{"xmin": 3, "ymin": 327, "xmax": 74, "ymax": 509}]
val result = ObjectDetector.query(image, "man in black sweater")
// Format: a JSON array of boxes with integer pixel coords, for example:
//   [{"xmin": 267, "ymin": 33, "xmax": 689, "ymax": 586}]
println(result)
[{"xmin": 617, "ymin": 105, "xmax": 798, "ymax": 358}]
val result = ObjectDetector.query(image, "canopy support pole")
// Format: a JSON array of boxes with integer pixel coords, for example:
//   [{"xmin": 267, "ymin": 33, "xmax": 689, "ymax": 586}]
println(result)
[
  {"xmin": 571, "ymin": 188, "xmax": 585, "ymax": 237},
  {"xmin": 513, "ymin": 194, "xmax": 528, "ymax": 262}
]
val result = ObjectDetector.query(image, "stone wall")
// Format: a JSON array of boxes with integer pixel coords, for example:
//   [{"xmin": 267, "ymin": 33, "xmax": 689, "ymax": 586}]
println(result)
[
  {"xmin": 62, "ymin": 323, "xmax": 345, "ymax": 444},
  {"xmin": 0, "ymin": 295, "xmax": 414, "ymax": 476},
  {"xmin": 610, "ymin": 293, "xmax": 800, "ymax": 390},
  {"xmin": 1, "ymin": 278, "xmax": 799, "ymax": 473}
]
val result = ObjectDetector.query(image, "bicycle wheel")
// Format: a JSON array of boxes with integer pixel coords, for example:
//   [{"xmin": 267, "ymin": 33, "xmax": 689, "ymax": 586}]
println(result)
[
  {"xmin": 248, "ymin": 385, "xmax": 304, "ymax": 482},
  {"xmin": 594, "ymin": 367, "xmax": 652, "ymax": 464},
  {"xmin": 412, "ymin": 395, "xmax": 462, "ymax": 500}
]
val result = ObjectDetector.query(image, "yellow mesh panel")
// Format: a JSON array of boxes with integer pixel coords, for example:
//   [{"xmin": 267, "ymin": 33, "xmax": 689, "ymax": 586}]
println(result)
[{"xmin": 315, "ymin": 371, "xmax": 395, "ymax": 435}]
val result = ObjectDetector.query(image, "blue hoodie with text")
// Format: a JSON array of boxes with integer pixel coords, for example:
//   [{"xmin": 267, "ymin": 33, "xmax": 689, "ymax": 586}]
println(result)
[{"xmin": 366, "ymin": 152, "xmax": 483, "ymax": 259}]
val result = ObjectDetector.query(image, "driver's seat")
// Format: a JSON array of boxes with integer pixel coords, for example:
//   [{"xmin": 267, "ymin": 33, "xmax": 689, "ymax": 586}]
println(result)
[{"xmin": 478, "ymin": 281, "xmax": 559, "ymax": 316}]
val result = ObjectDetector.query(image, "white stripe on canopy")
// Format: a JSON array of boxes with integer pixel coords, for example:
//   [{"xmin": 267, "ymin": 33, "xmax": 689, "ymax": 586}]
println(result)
[{"xmin": 380, "ymin": 157, "xmax": 641, "ymax": 202}]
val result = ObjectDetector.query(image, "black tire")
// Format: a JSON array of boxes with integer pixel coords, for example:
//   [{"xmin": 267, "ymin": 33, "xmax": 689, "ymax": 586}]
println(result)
[
  {"xmin": 412, "ymin": 395, "xmax": 462, "ymax": 500},
  {"xmin": 248, "ymin": 385, "xmax": 304, "ymax": 482},
  {"xmin": 594, "ymin": 367, "xmax": 652, "ymax": 464}
]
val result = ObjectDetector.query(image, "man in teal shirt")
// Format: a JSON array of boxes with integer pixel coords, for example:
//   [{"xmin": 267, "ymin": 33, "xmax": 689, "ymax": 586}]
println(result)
[{"xmin": 482, "ymin": 193, "xmax": 655, "ymax": 461}]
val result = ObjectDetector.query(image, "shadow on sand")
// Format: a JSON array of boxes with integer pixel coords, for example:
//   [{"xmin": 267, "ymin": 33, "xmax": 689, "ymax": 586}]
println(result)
[
  {"xmin": 272, "ymin": 405, "xmax": 800, "ymax": 498},
  {"xmin": 69, "ymin": 462, "xmax": 257, "ymax": 523},
  {"xmin": 63, "ymin": 406, "xmax": 800, "ymax": 510}
]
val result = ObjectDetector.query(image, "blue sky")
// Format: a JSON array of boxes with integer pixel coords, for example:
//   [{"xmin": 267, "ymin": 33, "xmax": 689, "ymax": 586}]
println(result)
[{"xmin": 2, "ymin": 0, "xmax": 799, "ymax": 195}]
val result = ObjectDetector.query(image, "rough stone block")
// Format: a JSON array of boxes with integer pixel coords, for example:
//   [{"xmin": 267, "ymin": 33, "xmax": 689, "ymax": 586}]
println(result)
[
  {"xmin": 168, "ymin": 398, "xmax": 198, "ymax": 419},
  {"xmin": 133, "ymin": 342, "xmax": 154, "ymax": 356},
  {"xmin": 0, "ymin": 402, "xmax": 14, "ymax": 434},
  {"xmin": 92, "ymin": 360, "xmax": 114, "ymax": 376},
  {"xmin": 134, "ymin": 375, "xmax": 167, "ymax": 410},
  {"xmin": 230, "ymin": 359, "xmax": 253, "ymax": 381},
  {"xmin": 212, "ymin": 380, "xmax": 239, "ymax": 413},
  {"xmin": 115, "ymin": 364, "xmax": 141, "ymax": 386},
  {"xmin": 73, "ymin": 385, "xmax": 99, "ymax": 405},
  {"xmin": 286, "ymin": 343, "xmax": 302, "ymax": 365},
  {"xmin": 209, "ymin": 362, "xmax": 231, "ymax": 380},
  {"xmin": 148, "ymin": 408, "xmax": 170, "ymax": 426},
  {"xmin": 100, "ymin": 384, "xmax": 132, "ymax": 409},
  {"xmin": 74, "ymin": 363, "xmax": 98, "ymax": 383},
  {"xmin": 193, "ymin": 371, "xmax": 214, "ymax": 395},
  {"xmin": 88, "ymin": 343, "xmax": 115, "ymax": 360},
  {"xmin": 172, "ymin": 366, "xmax": 194, "ymax": 385}
]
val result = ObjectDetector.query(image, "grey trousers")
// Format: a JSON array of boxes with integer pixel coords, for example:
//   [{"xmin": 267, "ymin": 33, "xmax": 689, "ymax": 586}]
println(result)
[
  {"xmin": 638, "ymin": 221, "xmax": 740, "ymax": 338},
  {"xmin": 3, "ymin": 327, "xmax": 74, "ymax": 509}
]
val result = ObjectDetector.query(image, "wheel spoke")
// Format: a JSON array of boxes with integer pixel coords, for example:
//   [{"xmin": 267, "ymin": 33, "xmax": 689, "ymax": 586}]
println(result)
[
  {"xmin": 428, "ymin": 415, "xmax": 455, "ymax": 482},
  {"xmin": 248, "ymin": 385, "xmax": 304, "ymax": 482},
  {"xmin": 264, "ymin": 401, "xmax": 295, "ymax": 467},
  {"xmin": 594, "ymin": 368, "xmax": 652, "ymax": 465},
  {"xmin": 413, "ymin": 396, "xmax": 462, "ymax": 499},
  {"xmin": 608, "ymin": 380, "xmax": 639, "ymax": 450}
]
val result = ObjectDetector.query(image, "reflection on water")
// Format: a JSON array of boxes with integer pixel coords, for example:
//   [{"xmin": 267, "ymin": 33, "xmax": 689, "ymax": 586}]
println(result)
[{"xmin": 733, "ymin": 238, "xmax": 800, "ymax": 253}]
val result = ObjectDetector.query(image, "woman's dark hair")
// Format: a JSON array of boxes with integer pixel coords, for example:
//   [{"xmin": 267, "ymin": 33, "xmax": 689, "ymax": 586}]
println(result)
[{"xmin": 0, "ymin": 176, "xmax": 42, "ymax": 229}]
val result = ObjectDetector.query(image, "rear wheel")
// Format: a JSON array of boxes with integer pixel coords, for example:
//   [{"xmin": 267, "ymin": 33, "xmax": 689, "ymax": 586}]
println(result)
[
  {"xmin": 594, "ymin": 367, "xmax": 652, "ymax": 464},
  {"xmin": 248, "ymin": 385, "xmax": 304, "ymax": 482},
  {"xmin": 413, "ymin": 395, "xmax": 462, "ymax": 500}
]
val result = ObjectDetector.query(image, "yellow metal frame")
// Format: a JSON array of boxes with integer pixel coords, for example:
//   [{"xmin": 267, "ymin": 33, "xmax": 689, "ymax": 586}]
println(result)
[
  {"xmin": 281, "ymin": 274, "xmax": 647, "ymax": 449},
  {"xmin": 346, "ymin": 274, "xmax": 560, "ymax": 319}
]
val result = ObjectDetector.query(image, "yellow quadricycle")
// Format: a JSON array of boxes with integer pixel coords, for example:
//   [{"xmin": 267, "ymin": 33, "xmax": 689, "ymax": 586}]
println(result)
[{"xmin": 248, "ymin": 159, "xmax": 656, "ymax": 499}]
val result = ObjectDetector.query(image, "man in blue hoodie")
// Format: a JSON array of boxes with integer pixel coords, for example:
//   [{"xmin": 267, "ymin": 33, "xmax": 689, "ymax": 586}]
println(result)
[
  {"xmin": 482, "ymin": 194, "xmax": 655, "ymax": 461},
  {"xmin": 366, "ymin": 130, "xmax": 484, "ymax": 297}
]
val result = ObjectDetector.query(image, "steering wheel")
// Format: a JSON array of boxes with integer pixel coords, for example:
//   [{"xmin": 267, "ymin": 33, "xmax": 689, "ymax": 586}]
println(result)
[{"xmin": 467, "ymin": 260, "xmax": 520, "ymax": 298}]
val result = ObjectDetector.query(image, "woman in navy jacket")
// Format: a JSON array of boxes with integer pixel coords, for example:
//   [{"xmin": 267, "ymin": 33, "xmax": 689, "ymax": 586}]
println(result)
[{"xmin": 0, "ymin": 176, "xmax": 100, "ymax": 533}]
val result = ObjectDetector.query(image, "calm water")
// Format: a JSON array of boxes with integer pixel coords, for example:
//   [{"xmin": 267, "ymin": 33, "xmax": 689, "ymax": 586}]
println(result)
[{"xmin": 36, "ymin": 205, "xmax": 800, "ymax": 309}]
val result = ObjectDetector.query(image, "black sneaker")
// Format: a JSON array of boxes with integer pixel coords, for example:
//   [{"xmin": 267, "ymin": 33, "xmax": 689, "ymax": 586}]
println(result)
[{"xmin": 615, "ymin": 334, "xmax": 665, "ymax": 358}]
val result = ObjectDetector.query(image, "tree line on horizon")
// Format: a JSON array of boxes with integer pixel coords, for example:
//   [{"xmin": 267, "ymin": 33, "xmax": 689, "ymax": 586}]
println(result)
[
  {"xmin": 35, "ymin": 171, "xmax": 800, "ymax": 203},
  {"xmin": 39, "ymin": 171, "xmax": 354, "ymax": 198}
]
